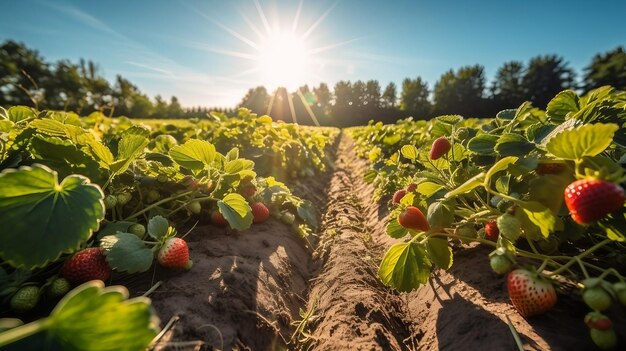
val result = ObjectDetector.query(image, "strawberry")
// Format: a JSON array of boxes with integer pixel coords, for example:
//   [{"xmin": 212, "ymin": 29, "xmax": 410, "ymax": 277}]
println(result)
[
  {"xmin": 251, "ymin": 202, "xmax": 270, "ymax": 223},
  {"xmin": 507, "ymin": 269, "xmax": 557, "ymax": 317},
  {"xmin": 240, "ymin": 185, "xmax": 257, "ymax": 199},
  {"xmin": 103, "ymin": 195, "xmax": 117, "ymax": 210},
  {"xmin": 61, "ymin": 247, "xmax": 111, "ymax": 285},
  {"xmin": 129, "ymin": 223, "xmax": 146, "ymax": 237},
  {"xmin": 186, "ymin": 201, "xmax": 202, "ymax": 214},
  {"xmin": 490, "ymin": 255, "xmax": 512, "ymax": 275},
  {"xmin": 564, "ymin": 179, "xmax": 626, "ymax": 225},
  {"xmin": 158, "ymin": 238, "xmax": 193, "ymax": 269},
  {"xmin": 429, "ymin": 137, "xmax": 451, "ymax": 160},
  {"xmin": 10, "ymin": 286, "xmax": 40, "ymax": 313},
  {"xmin": 536, "ymin": 163, "xmax": 566, "ymax": 175},
  {"xmin": 116, "ymin": 192, "xmax": 132, "ymax": 206},
  {"xmin": 583, "ymin": 287, "xmax": 612, "ymax": 311},
  {"xmin": 280, "ymin": 212, "xmax": 296, "ymax": 225},
  {"xmin": 496, "ymin": 214, "xmax": 521, "ymax": 241},
  {"xmin": 484, "ymin": 220, "xmax": 499, "ymax": 241},
  {"xmin": 406, "ymin": 183, "xmax": 418, "ymax": 192},
  {"xmin": 211, "ymin": 210, "xmax": 228, "ymax": 227},
  {"xmin": 612, "ymin": 282, "xmax": 626, "ymax": 306},
  {"xmin": 48, "ymin": 277, "xmax": 71, "ymax": 298},
  {"xmin": 392, "ymin": 189, "xmax": 407, "ymax": 204},
  {"xmin": 398, "ymin": 206, "xmax": 430, "ymax": 231},
  {"xmin": 585, "ymin": 312, "xmax": 613, "ymax": 331},
  {"xmin": 590, "ymin": 328, "xmax": 617, "ymax": 350}
]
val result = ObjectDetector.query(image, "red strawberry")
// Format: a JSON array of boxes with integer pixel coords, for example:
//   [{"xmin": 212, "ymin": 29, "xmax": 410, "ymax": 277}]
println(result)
[
  {"xmin": 240, "ymin": 185, "xmax": 257, "ymax": 199},
  {"xmin": 430, "ymin": 137, "xmax": 451, "ymax": 160},
  {"xmin": 406, "ymin": 183, "xmax": 418, "ymax": 192},
  {"xmin": 564, "ymin": 179, "xmax": 626, "ymax": 224},
  {"xmin": 158, "ymin": 238, "xmax": 192, "ymax": 269},
  {"xmin": 251, "ymin": 202, "xmax": 270, "ymax": 223},
  {"xmin": 536, "ymin": 163, "xmax": 566, "ymax": 175},
  {"xmin": 211, "ymin": 210, "xmax": 228, "ymax": 227},
  {"xmin": 485, "ymin": 220, "xmax": 499, "ymax": 241},
  {"xmin": 507, "ymin": 269, "xmax": 557, "ymax": 317},
  {"xmin": 61, "ymin": 248, "xmax": 111, "ymax": 285},
  {"xmin": 398, "ymin": 206, "xmax": 430, "ymax": 231},
  {"xmin": 585, "ymin": 312, "xmax": 613, "ymax": 331},
  {"xmin": 392, "ymin": 189, "xmax": 407, "ymax": 204}
]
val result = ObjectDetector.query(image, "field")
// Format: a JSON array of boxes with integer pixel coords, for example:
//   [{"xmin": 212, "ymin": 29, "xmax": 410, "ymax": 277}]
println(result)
[{"xmin": 1, "ymin": 87, "xmax": 626, "ymax": 350}]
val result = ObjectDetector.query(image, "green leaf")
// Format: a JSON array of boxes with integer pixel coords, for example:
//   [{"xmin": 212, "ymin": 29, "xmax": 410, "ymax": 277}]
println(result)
[
  {"xmin": 485, "ymin": 157, "xmax": 518, "ymax": 185},
  {"xmin": 45, "ymin": 281, "xmax": 158, "ymax": 351},
  {"xmin": 147, "ymin": 215, "xmax": 169, "ymax": 240},
  {"xmin": 297, "ymin": 200, "xmax": 318, "ymax": 229},
  {"xmin": 224, "ymin": 159, "xmax": 254, "ymax": 174},
  {"xmin": 96, "ymin": 221, "xmax": 135, "ymax": 240},
  {"xmin": 217, "ymin": 193, "xmax": 252, "ymax": 230},
  {"xmin": 401, "ymin": 145, "xmax": 418, "ymax": 161},
  {"xmin": 100, "ymin": 233, "xmax": 153, "ymax": 273},
  {"xmin": 494, "ymin": 134, "xmax": 535, "ymax": 156},
  {"xmin": 517, "ymin": 201, "xmax": 557, "ymax": 238},
  {"xmin": 496, "ymin": 109, "xmax": 516, "ymax": 121},
  {"xmin": 417, "ymin": 182, "xmax": 445, "ymax": 198},
  {"xmin": 111, "ymin": 135, "xmax": 149, "ymax": 174},
  {"xmin": 435, "ymin": 115, "xmax": 463, "ymax": 125},
  {"xmin": 169, "ymin": 139, "xmax": 217, "ymax": 170},
  {"xmin": 386, "ymin": 218, "xmax": 409, "ymax": 239},
  {"xmin": 378, "ymin": 242, "xmax": 431, "ymax": 292},
  {"xmin": 426, "ymin": 238, "xmax": 453, "ymax": 269},
  {"xmin": 0, "ymin": 165, "xmax": 104, "ymax": 268},
  {"xmin": 528, "ymin": 174, "xmax": 572, "ymax": 214},
  {"xmin": 445, "ymin": 172, "xmax": 485, "ymax": 198},
  {"xmin": 546, "ymin": 90, "xmax": 579, "ymax": 122},
  {"xmin": 495, "ymin": 175, "xmax": 510, "ymax": 194},
  {"xmin": 225, "ymin": 147, "xmax": 239, "ymax": 161},
  {"xmin": 7, "ymin": 106, "xmax": 35, "ymax": 123},
  {"xmin": 546, "ymin": 123, "xmax": 619, "ymax": 160},
  {"xmin": 468, "ymin": 134, "xmax": 499, "ymax": 155}
]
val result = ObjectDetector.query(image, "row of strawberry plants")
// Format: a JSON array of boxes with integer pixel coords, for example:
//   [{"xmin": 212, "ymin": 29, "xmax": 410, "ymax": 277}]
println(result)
[
  {"xmin": 348, "ymin": 86, "xmax": 626, "ymax": 349},
  {"xmin": 0, "ymin": 106, "xmax": 328, "ymax": 349}
]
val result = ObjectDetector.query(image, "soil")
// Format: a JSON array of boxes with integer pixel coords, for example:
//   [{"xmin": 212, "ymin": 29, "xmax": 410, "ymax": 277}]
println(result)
[{"xmin": 124, "ymin": 132, "xmax": 623, "ymax": 350}]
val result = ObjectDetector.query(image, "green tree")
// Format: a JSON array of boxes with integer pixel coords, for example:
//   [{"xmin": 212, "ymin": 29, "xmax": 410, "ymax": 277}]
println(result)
[
  {"xmin": 583, "ymin": 46, "xmax": 626, "ymax": 92},
  {"xmin": 364, "ymin": 80, "xmax": 381, "ymax": 109},
  {"xmin": 400, "ymin": 77, "xmax": 431, "ymax": 118},
  {"xmin": 491, "ymin": 61, "xmax": 526, "ymax": 110},
  {"xmin": 239, "ymin": 86, "xmax": 269, "ymax": 115},
  {"xmin": 382, "ymin": 82, "xmax": 397, "ymax": 108},
  {"xmin": 522, "ymin": 55, "xmax": 575, "ymax": 108},
  {"xmin": 313, "ymin": 82, "xmax": 331, "ymax": 114},
  {"xmin": 0, "ymin": 40, "xmax": 49, "ymax": 107},
  {"xmin": 433, "ymin": 65, "xmax": 485, "ymax": 117}
]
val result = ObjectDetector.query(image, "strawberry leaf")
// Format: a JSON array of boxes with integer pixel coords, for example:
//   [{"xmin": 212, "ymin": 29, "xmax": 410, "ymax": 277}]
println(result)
[
  {"xmin": 546, "ymin": 90, "xmax": 580, "ymax": 122},
  {"xmin": 386, "ymin": 218, "xmax": 409, "ymax": 239},
  {"xmin": 217, "ymin": 193, "xmax": 252, "ymax": 230},
  {"xmin": 378, "ymin": 242, "xmax": 431, "ymax": 292},
  {"xmin": 169, "ymin": 139, "xmax": 217, "ymax": 170},
  {"xmin": 100, "ymin": 233, "xmax": 153, "ymax": 273},
  {"xmin": 401, "ymin": 145, "xmax": 418, "ymax": 161},
  {"xmin": 426, "ymin": 238, "xmax": 453, "ymax": 270},
  {"xmin": 445, "ymin": 172, "xmax": 485, "ymax": 198},
  {"xmin": 147, "ymin": 215, "xmax": 169, "ymax": 240},
  {"xmin": 0, "ymin": 165, "xmax": 104, "ymax": 268},
  {"xmin": 546, "ymin": 123, "xmax": 619, "ymax": 160}
]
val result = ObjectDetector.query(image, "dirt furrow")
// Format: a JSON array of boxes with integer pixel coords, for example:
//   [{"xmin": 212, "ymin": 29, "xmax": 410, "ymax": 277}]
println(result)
[{"xmin": 302, "ymin": 132, "xmax": 413, "ymax": 351}]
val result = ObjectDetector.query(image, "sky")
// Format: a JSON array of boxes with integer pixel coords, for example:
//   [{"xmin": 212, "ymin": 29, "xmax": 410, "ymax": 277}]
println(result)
[{"xmin": 1, "ymin": 0, "xmax": 625, "ymax": 108}]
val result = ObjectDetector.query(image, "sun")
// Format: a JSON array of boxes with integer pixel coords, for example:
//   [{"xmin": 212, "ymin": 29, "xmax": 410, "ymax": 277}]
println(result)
[{"xmin": 257, "ymin": 31, "xmax": 309, "ymax": 91}]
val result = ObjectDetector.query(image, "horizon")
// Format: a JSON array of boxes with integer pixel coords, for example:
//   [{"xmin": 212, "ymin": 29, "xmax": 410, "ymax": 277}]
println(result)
[{"xmin": 1, "ymin": 0, "xmax": 626, "ymax": 108}]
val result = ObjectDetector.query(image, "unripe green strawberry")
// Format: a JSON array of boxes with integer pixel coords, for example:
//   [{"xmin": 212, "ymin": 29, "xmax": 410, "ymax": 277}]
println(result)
[
  {"xmin": 490, "ymin": 255, "xmax": 512, "ymax": 275},
  {"xmin": 158, "ymin": 238, "xmax": 193, "ymax": 269},
  {"xmin": 455, "ymin": 127, "xmax": 469, "ymax": 140},
  {"xmin": 427, "ymin": 201, "xmax": 454, "ymax": 229},
  {"xmin": 186, "ymin": 201, "xmax": 202, "ymax": 214},
  {"xmin": 116, "ymin": 192, "xmax": 132, "ymax": 206},
  {"xmin": 10, "ymin": 286, "xmax": 40, "ymax": 313},
  {"xmin": 612, "ymin": 282, "xmax": 626, "ymax": 306},
  {"xmin": 280, "ymin": 212, "xmax": 296, "ymax": 225},
  {"xmin": 146, "ymin": 189, "xmax": 161, "ymax": 203},
  {"xmin": 497, "ymin": 214, "xmax": 521, "ymax": 241},
  {"xmin": 157, "ymin": 174, "xmax": 168, "ymax": 183},
  {"xmin": 129, "ymin": 223, "xmax": 146, "ymax": 237},
  {"xmin": 48, "ymin": 277, "xmax": 71, "ymax": 298},
  {"xmin": 104, "ymin": 195, "xmax": 117, "ymax": 209},
  {"xmin": 583, "ymin": 286, "xmax": 612, "ymax": 311},
  {"xmin": 590, "ymin": 328, "xmax": 617, "ymax": 350}
]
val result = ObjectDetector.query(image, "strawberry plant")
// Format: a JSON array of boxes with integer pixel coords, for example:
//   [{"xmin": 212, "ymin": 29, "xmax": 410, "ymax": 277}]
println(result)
[{"xmin": 350, "ymin": 86, "xmax": 626, "ymax": 349}]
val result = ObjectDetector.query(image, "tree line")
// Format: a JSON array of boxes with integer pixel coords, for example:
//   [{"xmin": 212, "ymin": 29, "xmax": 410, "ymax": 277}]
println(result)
[{"xmin": 2, "ymin": 40, "xmax": 625, "ymax": 125}]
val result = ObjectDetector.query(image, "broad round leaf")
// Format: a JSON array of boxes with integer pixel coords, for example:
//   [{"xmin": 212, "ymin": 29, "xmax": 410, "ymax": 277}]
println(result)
[
  {"xmin": 217, "ymin": 193, "xmax": 252, "ymax": 230},
  {"xmin": 0, "ymin": 165, "xmax": 105, "ymax": 268},
  {"xmin": 169, "ymin": 139, "xmax": 216, "ymax": 169},
  {"xmin": 47, "ymin": 281, "xmax": 159, "ymax": 351},
  {"xmin": 100, "ymin": 233, "xmax": 154, "ymax": 273},
  {"xmin": 378, "ymin": 242, "xmax": 431, "ymax": 292}
]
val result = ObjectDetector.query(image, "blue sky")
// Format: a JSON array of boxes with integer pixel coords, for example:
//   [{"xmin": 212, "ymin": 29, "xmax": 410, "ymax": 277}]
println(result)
[{"xmin": 1, "ymin": 0, "xmax": 625, "ymax": 107}]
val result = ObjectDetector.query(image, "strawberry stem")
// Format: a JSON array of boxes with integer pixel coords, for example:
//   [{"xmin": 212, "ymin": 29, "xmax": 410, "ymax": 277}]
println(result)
[
  {"xmin": 124, "ymin": 190, "xmax": 194, "ymax": 220},
  {"xmin": 0, "ymin": 318, "xmax": 51, "ymax": 347}
]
